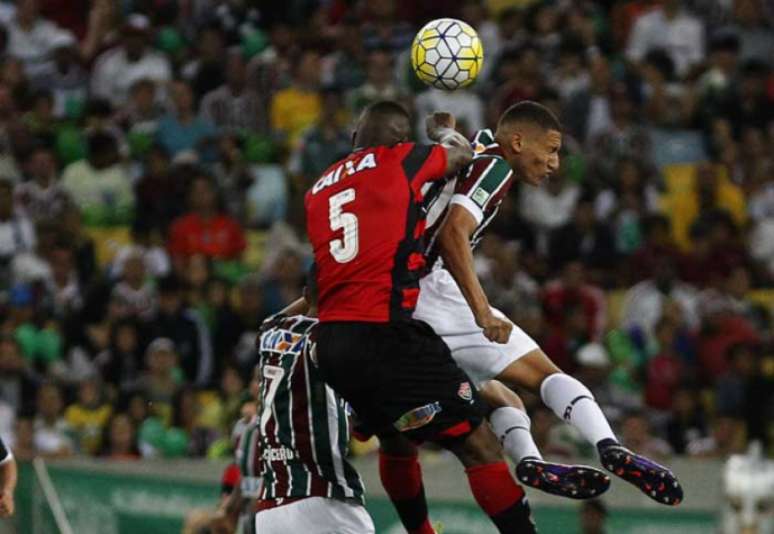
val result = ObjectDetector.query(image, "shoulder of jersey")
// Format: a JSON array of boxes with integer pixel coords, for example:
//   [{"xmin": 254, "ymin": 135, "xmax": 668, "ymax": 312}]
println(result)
[{"xmin": 471, "ymin": 129, "xmax": 497, "ymax": 155}]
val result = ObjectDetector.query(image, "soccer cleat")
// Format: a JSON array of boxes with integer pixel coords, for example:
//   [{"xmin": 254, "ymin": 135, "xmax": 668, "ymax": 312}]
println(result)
[
  {"xmin": 516, "ymin": 458, "xmax": 611, "ymax": 500},
  {"xmin": 599, "ymin": 444, "xmax": 683, "ymax": 506}
]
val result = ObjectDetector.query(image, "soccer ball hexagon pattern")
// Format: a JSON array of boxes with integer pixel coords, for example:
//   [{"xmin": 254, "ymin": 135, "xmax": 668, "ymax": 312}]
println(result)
[{"xmin": 411, "ymin": 18, "xmax": 484, "ymax": 91}]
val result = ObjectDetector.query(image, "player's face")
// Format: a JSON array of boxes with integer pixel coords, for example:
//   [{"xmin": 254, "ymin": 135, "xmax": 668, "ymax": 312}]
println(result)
[{"xmin": 520, "ymin": 129, "xmax": 561, "ymax": 187}]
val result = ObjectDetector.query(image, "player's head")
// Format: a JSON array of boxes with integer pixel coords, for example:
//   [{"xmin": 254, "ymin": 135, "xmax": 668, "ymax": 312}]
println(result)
[
  {"xmin": 495, "ymin": 101, "xmax": 562, "ymax": 187},
  {"xmin": 352, "ymin": 100, "xmax": 411, "ymax": 149},
  {"xmin": 303, "ymin": 263, "xmax": 319, "ymax": 316}
]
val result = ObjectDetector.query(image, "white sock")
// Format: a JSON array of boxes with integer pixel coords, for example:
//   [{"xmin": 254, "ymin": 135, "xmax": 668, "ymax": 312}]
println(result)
[
  {"xmin": 490, "ymin": 407, "xmax": 542, "ymax": 463},
  {"xmin": 540, "ymin": 373, "xmax": 617, "ymax": 448}
]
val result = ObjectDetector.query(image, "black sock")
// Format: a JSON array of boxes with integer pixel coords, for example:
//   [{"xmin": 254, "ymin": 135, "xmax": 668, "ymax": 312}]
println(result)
[
  {"xmin": 596, "ymin": 437, "xmax": 619, "ymax": 455},
  {"xmin": 490, "ymin": 498, "xmax": 537, "ymax": 534},
  {"xmin": 391, "ymin": 484, "xmax": 432, "ymax": 532}
]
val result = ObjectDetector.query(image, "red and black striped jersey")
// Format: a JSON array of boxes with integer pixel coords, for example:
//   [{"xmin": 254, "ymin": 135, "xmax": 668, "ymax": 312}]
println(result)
[
  {"xmin": 257, "ymin": 315, "xmax": 365, "ymax": 504},
  {"xmin": 305, "ymin": 143, "xmax": 448, "ymax": 323},
  {"xmin": 423, "ymin": 129, "xmax": 515, "ymax": 269}
]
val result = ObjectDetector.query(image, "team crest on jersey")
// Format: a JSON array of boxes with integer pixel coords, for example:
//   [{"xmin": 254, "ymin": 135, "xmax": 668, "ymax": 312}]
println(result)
[
  {"xmin": 394, "ymin": 402, "xmax": 442, "ymax": 432},
  {"xmin": 457, "ymin": 382, "xmax": 473, "ymax": 402},
  {"xmin": 260, "ymin": 329, "xmax": 305, "ymax": 354},
  {"xmin": 472, "ymin": 187, "xmax": 490, "ymax": 207},
  {"xmin": 473, "ymin": 142, "xmax": 487, "ymax": 154}
]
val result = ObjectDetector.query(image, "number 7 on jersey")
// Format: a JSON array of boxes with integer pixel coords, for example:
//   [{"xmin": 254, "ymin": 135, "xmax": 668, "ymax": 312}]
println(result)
[{"xmin": 328, "ymin": 188, "xmax": 359, "ymax": 263}]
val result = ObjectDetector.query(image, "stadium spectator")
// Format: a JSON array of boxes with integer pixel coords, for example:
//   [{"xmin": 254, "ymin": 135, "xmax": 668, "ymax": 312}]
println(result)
[
  {"xmin": 180, "ymin": 24, "xmax": 227, "ymax": 103},
  {"xmin": 33, "ymin": 382, "xmax": 74, "ymax": 458},
  {"xmin": 110, "ymin": 250, "xmax": 156, "ymax": 320},
  {"xmin": 625, "ymin": 0, "xmax": 705, "ymax": 78},
  {"xmin": 619, "ymin": 411, "xmax": 673, "ymax": 460},
  {"xmin": 0, "ymin": 179, "xmax": 34, "ymax": 288},
  {"xmin": 347, "ymin": 48, "xmax": 406, "ymax": 115},
  {"xmin": 13, "ymin": 144, "xmax": 70, "ymax": 221},
  {"xmin": 137, "ymin": 337, "xmax": 181, "ymax": 423},
  {"xmin": 151, "ymin": 276, "xmax": 213, "ymax": 387},
  {"xmin": 269, "ymin": 49, "xmax": 322, "ymax": 148},
  {"xmin": 620, "ymin": 257, "xmax": 700, "ymax": 343},
  {"xmin": 94, "ymin": 319, "xmax": 143, "ymax": 393},
  {"xmin": 100, "ymin": 412, "xmax": 140, "ymax": 460},
  {"xmin": 200, "ymin": 51, "xmax": 267, "ymax": 135},
  {"xmin": 549, "ymin": 197, "xmax": 618, "ymax": 277},
  {"xmin": 686, "ymin": 414, "xmax": 746, "ymax": 457},
  {"xmin": 90, "ymin": 14, "xmax": 172, "ymax": 107},
  {"xmin": 156, "ymin": 80, "xmax": 217, "ymax": 159},
  {"xmin": 665, "ymin": 387, "xmax": 708, "ymax": 455},
  {"xmin": 0, "ymin": 336, "xmax": 31, "ymax": 414},
  {"xmin": 61, "ymin": 131, "xmax": 134, "ymax": 227},
  {"xmin": 287, "ymin": 87, "xmax": 351, "ymax": 190},
  {"xmin": 64, "ymin": 377, "xmax": 112, "ymax": 455},
  {"xmin": 27, "ymin": 32, "xmax": 87, "ymax": 119},
  {"xmin": 5, "ymin": 0, "xmax": 75, "ymax": 78},
  {"xmin": 542, "ymin": 261, "xmax": 607, "ymax": 340}
]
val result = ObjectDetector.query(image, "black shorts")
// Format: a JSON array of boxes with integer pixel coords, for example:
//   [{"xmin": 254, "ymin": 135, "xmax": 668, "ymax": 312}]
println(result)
[{"xmin": 313, "ymin": 320, "xmax": 485, "ymax": 443}]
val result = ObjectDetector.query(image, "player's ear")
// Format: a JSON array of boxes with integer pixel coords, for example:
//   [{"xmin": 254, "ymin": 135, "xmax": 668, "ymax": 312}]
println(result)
[{"xmin": 510, "ymin": 132, "xmax": 523, "ymax": 154}]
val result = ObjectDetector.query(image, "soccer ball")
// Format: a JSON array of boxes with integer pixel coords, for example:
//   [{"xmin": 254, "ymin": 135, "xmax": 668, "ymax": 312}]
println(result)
[{"xmin": 411, "ymin": 18, "xmax": 484, "ymax": 91}]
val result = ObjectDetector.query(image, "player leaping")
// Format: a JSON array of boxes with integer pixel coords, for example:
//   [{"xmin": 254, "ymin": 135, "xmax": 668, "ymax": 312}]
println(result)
[{"xmin": 416, "ymin": 102, "xmax": 683, "ymax": 506}]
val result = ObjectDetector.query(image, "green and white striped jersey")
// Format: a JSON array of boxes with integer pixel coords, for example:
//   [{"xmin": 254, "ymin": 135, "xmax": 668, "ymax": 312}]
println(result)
[
  {"xmin": 235, "ymin": 416, "xmax": 262, "ymax": 498},
  {"xmin": 257, "ymin": 315, "xmax": 365, "ymax": 504},
  {"xmin": 423, "ymin": 129, "xmax": 514, "ymax": 268}
]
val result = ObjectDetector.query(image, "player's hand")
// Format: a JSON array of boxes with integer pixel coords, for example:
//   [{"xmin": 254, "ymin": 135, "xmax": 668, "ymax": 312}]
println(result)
[
  {"xmin": 0, "ymin": 489, "xmax": 14, "ymax": 517},
  {"xmin": 476, "ymin": 312, "xmax": 512, "ymax": 344},
  {"xmin": 209, "ymin": 509, "xmax": 235, "ymax": 534},
  {"xmin": 426, "ymin": 112, "xmax": 456, "ymax": 141}
]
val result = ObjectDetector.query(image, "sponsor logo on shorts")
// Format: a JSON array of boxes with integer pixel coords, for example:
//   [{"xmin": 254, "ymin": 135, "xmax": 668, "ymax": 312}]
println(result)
[
  {"xmin": 263, "ymin": 446, "xmax": 296, "ymax": 462},
  {"xmin": 472, "ymin": 187, "xmax": 490, "ymax": 206},
  {"xmin": 458, "ymin": 381, "xmax": 473, "ymax": 402},
  {"xmin": 394, "ymin": 402, "xmax": 442, "ymax": 432}
]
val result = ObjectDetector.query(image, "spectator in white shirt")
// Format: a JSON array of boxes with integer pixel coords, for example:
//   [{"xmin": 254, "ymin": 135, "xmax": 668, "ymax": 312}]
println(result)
[
  {"xmin": 414, "ymin": 87, "xmax": 484, "ymax": 143},
  {"xmin": 4, "ymin": 0, "xmax": 75, "ymax": 78},
  {"xmin": 0, "ymin": 179, "xmax": 34, "ymax": 288},
  {"xmin": 90, "ymin": 14, "xmax": 171, "ymax": 107},
  {"xmin": 626, "ymin": 0, "xmax": 705, "ymax": 78}
]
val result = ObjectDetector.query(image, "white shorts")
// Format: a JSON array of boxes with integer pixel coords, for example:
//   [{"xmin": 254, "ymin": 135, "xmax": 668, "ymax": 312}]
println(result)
[
  {"xmin": 414, "ymin": 269, "xmax": 539, "ymax": 386},
  {"xmin": 254, "ymin": 497, "xmax": 375, "ymax": 534}
]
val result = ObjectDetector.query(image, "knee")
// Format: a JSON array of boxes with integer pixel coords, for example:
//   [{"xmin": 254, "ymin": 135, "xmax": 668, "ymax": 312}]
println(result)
[
  {"xmin": 449, "ymin": 423, "xmax": 503, "ymax": 467},
  {"xmin": 479, "ymin": 380, "xmax": 525, "ymax": 412}
]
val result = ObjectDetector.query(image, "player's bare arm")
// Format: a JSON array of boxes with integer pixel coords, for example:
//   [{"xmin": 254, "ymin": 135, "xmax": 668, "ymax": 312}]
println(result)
[
  {"xmin": 425, "ymin": 112, "xmax": 473, "ymax": 175},
  {"xmin": 437, "ymin": 205, "xmax": 512, "ymax": 344},
  {"xmin": 0, "ymin": 452, "xmax": 16, "ymax": 517}
]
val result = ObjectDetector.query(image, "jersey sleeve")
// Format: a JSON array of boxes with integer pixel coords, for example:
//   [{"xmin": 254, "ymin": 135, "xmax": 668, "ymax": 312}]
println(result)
[
  {"xmin": 450, "ymin": 156, "xmax": 513, "ymax": 224},
  {"xmin": 396, "ymin": 143, "xmax": 448, "ymax": 190}
]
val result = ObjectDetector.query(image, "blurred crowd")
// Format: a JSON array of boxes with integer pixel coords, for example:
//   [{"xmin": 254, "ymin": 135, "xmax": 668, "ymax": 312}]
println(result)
[{"xmin": 0, "ymin": 0, "xmax": 772, "ymax": 463}]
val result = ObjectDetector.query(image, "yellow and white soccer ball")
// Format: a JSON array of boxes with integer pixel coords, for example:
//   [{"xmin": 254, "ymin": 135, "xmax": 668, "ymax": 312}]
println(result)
[{"xmin": 411, "ymin": 18, "xmax": 484, "ymax": 91}]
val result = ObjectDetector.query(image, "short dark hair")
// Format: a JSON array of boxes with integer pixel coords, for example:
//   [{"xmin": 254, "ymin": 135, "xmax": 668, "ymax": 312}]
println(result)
[
  {"xmin": 362, "ymin": 100, "xmax": 410, "ymax": 122},
  {"xmin": 354, "ymin": 100, "xmax": 411, "ymax": 148},
  {"xmin": 497, "ymin": 101, "xmax": 562, "ymax": 132}
]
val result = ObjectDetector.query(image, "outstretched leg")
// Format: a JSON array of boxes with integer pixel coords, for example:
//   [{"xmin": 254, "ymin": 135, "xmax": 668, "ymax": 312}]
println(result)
[
  {"xmin": 443, "ymin": 422, "xmax": 536, "ymax": 534},
  {"xmin": 494, "ymin": 350, "xmax": 683, "ymax": 506},
  {"xmin": 378, "ymin": 433, "xmax": 437, "ymax": 534},
  {"xmin": 480, "ymin": 380, "xmax": 610, "ymax": 500}
]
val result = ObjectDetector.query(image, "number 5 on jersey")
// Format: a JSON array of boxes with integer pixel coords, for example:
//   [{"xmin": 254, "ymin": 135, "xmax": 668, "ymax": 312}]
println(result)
[{"xmin": 329, "ymin": 188, "xmax": 358, "ymax": 263}]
